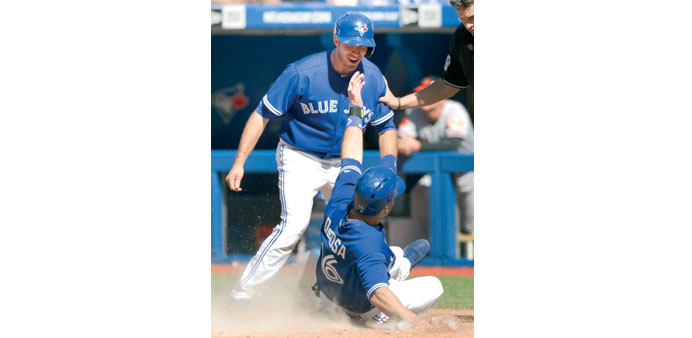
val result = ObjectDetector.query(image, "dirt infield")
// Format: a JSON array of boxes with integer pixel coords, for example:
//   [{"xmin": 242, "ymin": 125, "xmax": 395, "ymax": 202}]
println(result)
[{"xmin": 212, "ymin": 309, "xmax": 473, "ymax": 338}]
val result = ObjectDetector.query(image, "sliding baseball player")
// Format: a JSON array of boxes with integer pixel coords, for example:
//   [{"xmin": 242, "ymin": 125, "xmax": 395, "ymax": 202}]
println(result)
[{"xmin": 313, "ymin": 71, "xmax": 443, "ymax": 330}]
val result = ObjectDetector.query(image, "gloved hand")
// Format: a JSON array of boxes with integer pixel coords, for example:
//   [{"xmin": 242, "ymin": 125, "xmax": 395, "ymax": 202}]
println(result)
[{"xmin": 388, "ymin": 246, "xmax": 411, "ymax": 282}]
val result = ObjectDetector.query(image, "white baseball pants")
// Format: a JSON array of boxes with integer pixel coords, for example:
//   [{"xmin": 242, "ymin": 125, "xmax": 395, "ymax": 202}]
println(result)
[
  {"xmin": 363, "ymin": 246, "xmax": 443, "ymax": 320},
  {"xmin": 319, "ymin": 246, "xmax": 444, "ymax": 322},
  {"xmin": 232, "ymin": 140, "xmax": 341, "ymax": 300}
]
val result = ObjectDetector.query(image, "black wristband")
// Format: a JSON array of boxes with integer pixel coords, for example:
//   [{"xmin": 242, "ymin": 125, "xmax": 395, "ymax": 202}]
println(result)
[{"xmin": 349, "ymin": 105, "xmax": 364, "ymax": 118}]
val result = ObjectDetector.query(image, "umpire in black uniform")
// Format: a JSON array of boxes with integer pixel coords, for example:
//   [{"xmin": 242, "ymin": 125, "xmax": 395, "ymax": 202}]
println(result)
[{"xmin": 379, "ymin": 0, "xmax": 474, "ymax": 120}]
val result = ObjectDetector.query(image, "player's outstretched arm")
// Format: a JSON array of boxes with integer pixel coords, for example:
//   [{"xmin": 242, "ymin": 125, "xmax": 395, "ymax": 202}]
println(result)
[
  {"xmin": 226, "ymin": 111, "xmax": 269, "ymax": 191},
  {"xmin": 342, "ymin": 71, "xmax": 366, "ymax": 163},
  {"xmin": 369, "ymin": 287, "xmax": 433, "ymax": 331},
  {"xmin": 378, "ymin": 129, "xmax": 397, "ymax": 158},
  {"xmin": 378, "ymin": 76, "xmax": 460, "ymax": 110}
]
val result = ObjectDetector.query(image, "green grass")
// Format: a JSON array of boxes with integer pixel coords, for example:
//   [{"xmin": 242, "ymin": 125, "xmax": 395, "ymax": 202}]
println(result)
[
  {"xmin": 213, "ymin": 273, "xmax": 473, "ymax": 310},
  {"xmin": 436, "ymin": 276, "xmax": 474, "ymax": 309}
]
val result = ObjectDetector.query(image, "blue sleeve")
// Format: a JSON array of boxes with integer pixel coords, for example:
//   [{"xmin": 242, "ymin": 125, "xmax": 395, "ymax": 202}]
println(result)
[
  {"xmin": 356, "ymin": 251, "xmax": 391, "ymax": 299},
  {"xmin": 324, "ymin": 158, "xmax": 362, "ymax": 215},
  {"xmin": 380, "ymin": 154, "xmax": 397, "ymax": 173},
  {"xmin": 370, "ymin": 101, "xmax": 395, "ymax": 133},
  {"xmin": 256, "ymin": 63, "xmax": 302, "ymax": 120}
]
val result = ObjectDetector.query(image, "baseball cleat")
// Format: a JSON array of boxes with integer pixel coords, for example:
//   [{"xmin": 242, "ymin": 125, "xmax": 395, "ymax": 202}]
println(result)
[
  {"xmin": 403, "ymin": 239, "xmax": 430, "ymax": 268},
  {"xmin": 361, "ymin": 312, "xmax": 396, "ymax": 331},
  {"xmin": 372, "ymin": 311, "xmax": 390, "ymax": 323}
]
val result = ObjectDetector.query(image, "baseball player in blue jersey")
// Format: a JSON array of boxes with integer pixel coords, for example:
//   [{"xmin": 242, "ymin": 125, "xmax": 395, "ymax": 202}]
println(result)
[
  {"xmin": 314, "ymin": 71, "xmax": 443, "ymax": 330},
  {"xmin": 226, "ymin": 12, "xmax": 398, "ymax": 305}
]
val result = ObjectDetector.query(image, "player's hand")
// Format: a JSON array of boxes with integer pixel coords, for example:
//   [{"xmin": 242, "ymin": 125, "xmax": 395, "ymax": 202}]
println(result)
[
  {"xmin": 397, "ymin": 315, "xmax": 436, "ymax": 333},
  {"xmin": 415, "ymin": 318, "xmax": 434, "ymax": 331},
  {"xmin": 348, "ymin": 71, "xmax": 365, "ymax": 107},
  {"xmin": 397, "ymin": 134, "xmax": 420, "ymax": 157},
  {"xmin": 378, "ymin": 76, "xmax": 398, "ymax": 109},
  {"xmin": 413, "ymin": 315, "xmax": 440, "ymax": 332},
  {"xmin": 226, "ymin": 165, "xmax": 244, "ymax": 192}
]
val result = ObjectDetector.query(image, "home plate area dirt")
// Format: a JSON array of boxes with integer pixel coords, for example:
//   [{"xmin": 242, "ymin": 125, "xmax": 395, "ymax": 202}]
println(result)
[
  {"xmin": 212, "ymin": 309, "xmax": 473, "ymax": 338},
  {"xmin": 211, "ymin": 261, "xmax": 473, "ymax": 338}
]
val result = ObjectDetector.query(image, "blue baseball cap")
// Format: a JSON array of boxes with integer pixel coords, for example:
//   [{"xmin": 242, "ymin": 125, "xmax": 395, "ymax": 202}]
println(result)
[
  {"xmin": 334, "ymin": 12, "xmax": 376, "ymax": 57},
  {"xmin": 353, "ymin": 165, "xmax": 406, "ymax": 217}
]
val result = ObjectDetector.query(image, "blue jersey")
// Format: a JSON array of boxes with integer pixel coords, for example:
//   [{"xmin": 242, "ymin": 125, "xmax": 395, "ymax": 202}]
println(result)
[
  {"xmin": 315, "ymin": 158, "xmax": 395, "ymax": 314},
  {"xmin": 256, "ymin": 50, "xmax": 395, "ymax": 159}
]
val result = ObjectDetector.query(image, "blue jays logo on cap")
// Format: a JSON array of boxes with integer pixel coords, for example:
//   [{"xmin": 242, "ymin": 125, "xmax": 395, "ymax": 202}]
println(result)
[{"xmin": 354, "ymin": 22, "xmax": 368, "ymax": 37}]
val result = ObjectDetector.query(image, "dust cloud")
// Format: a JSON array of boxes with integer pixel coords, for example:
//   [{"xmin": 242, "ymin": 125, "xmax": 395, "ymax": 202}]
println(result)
[
  {"xmin": 211, "ymin": 252, "xmax": 358, "ymax": 335},
  {"xmin": 211, "ymin": 252, "xmax": 473, "ymax": 337}
]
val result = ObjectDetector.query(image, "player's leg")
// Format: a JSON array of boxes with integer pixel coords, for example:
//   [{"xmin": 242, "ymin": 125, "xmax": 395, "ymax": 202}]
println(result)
[
  {"xmin": 387, "ymin": 237, "xmax": 430, "ymax": 281},
  {"xmin": 317, "ymin": 157, "xmax": 341, "ymax": 203},
  {"xmin": 455, "ymin": 172, "xmax": 474, "ymax": 234},
  {"xmin": 387, "ymin": 276, "xmax": 444, "ymax": 313},
  {"xmin": 387, "ymin": 246, "xmax": 411, "ymax": 282},
  {"xmin": 231, "ymin": 143, "xmax": 323, "ymax": 300},
  {"xmin": 385, "ymin": 243, "xmax": 441, "ymax": 314}
]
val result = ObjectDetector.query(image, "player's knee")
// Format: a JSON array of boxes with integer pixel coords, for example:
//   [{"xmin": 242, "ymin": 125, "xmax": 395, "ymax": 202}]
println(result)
[
  {"xmin": 428, "ymin": 276, "xmax": 444, "ymax": 300},
  {"xmin": 390, "ymin": 246, "xmax": 403, "ymax": 260},
  {"xmin": 388, "ymin": 246, "xmax": 408, "ymax": 279}
]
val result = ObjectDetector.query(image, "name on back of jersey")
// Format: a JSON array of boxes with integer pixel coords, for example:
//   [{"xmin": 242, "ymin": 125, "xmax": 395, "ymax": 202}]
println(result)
[{"xmin": 323, "ymin": 217, "xmax": 347, "ymax": 259}]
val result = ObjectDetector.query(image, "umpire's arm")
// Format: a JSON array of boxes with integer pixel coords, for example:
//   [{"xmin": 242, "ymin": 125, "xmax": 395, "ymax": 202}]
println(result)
[{"xmin": 379, "ymin": 78, "xmax": 460, "ymax": 110}]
